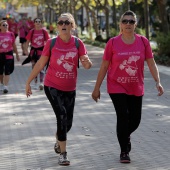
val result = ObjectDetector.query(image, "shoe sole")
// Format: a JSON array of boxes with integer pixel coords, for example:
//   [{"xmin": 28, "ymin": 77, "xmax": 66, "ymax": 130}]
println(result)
[
  {"xmin": 58, "ymin": 162, "xmax": 70, "ymax": 166},
  {"xmin": 120, "ymin": 160, "xmax": 131, "ymax": 163}
]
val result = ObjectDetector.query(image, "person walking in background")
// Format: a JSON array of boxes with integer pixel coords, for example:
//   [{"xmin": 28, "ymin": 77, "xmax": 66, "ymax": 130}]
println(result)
[
  {"xmin": 25, "ymin": 13, "xmax": 92, "ymax": 165},
  {"xmin": 71, "ymin": 26, "xmax": 78, "ymax": 37},
  {"xmin": 49, "ymin": 23, "xmax": 54, "ymax": 38},
  {"xmin": 27, "ymin": 17, "xmax": 34, "ymax": 30},
  {"xmin": 8, "ymin": 17, "xmax": 18, "ymax": 39},
  {"xmin": 92, "ymin": 10, "xmax": 164, "ymax": 163},
  {"xmin": 0, "ymin": 20, "xmax": 20, "ymax": 93},
  {"xmin": 24, "ymin": 18, "xmax": 50, "ymax": 90},
  {"xmin": 18, "ymin": 17, "xmax": 30, "ymax": 55}
]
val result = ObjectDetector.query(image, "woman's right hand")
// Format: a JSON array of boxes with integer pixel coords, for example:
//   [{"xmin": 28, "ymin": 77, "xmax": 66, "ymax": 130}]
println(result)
[
  {"xmin": 25, "ymin": 83, "xmax": 32, "ymax": 97},
  {"xmin": 92, "ymin": 89, "xmax": 100, "ymax": 102}
]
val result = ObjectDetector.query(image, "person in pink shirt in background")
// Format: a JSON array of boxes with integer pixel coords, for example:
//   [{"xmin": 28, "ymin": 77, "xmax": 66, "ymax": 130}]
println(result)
[
  {"xmin": 0, "ymin": 20, "xmax": 20, "ymax": 94},
  {"xmin": 24, "ymin": 17, "xmax": 50, "ymax": 90},
  {"xmin": 8, "ymin": 17, "xmax": 18, "ymax": 38},
  {"xmin": 27, "ymin": 17, "xmax": 34, "ymax": 30},
  {"xmin": 92, "ymin": 10, "xmax": 164, "ymax": 163},
  {"xmin": 18, "ymin": 18, "xmax": 30, "ymax": 55},
  {"xmin": 25, "ymin": 13, "xmax": 92, "ymax": 166}
]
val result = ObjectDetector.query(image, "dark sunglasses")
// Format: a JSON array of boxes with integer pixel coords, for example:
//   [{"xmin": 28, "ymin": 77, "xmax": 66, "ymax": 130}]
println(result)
[
  {"xmin": 35, "ymin": 20, "xmax": 41, "ymax": 23},
  {"xmin": 2, "ymin": 24, "xmax": 8, "ymax": 27},
  {"xmin": 122, "ymin": 19, "xmax": 136, "ymax": 25},
  {"xmin": 57, "ymin": 20, "xmax": 71, "ymax": 26}
]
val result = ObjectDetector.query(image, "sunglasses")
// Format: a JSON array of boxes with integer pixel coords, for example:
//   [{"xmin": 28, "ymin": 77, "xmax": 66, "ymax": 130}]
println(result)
[
  {"xmin": 35, "ymin": 20, "xmax": 41, "ymax": 23},
  {"xmin": 2, "ymin": 24, "xmax": 8, "ymax": 27},
  {"xmin": 57, "ymin": 20, "xmax": 71, "ymax": 26},
  {"xmin": 122, "ymin": 19, "xmax": 136, "ymax": 25}
]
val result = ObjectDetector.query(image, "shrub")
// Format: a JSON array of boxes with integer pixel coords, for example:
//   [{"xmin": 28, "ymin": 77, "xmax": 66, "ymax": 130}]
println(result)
[
  {"xmin": 109, "ymin": 28, "xmax": 119, "ymax": 37},
  {"xmin": 155, "ymin": 32, "xmax": 170, "ymax": 57},
  {"xmin": 135, "ymin": 28, "xmax": 145, "ymax": 35}
]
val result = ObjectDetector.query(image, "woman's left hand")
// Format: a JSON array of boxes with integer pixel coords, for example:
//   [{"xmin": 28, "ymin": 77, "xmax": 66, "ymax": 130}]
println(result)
[
  {"xmin": 26, "ymin": 83, "xmax": 32, "ymax": 98},
  {"xmin": 16, "ymin": 54, "xmax": 20, "ymax": 61},
  {"xmin": 156, "ymin": 82, "xmax": 164, "ymax": 96},
  {"xmin": 80, "ymin": 55, "xmax": 92, "ymax": 69}
]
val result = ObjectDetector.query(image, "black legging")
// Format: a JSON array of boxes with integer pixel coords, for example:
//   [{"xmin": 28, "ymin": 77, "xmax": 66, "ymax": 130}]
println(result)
[
  {"xmin": 109, "ymin": 93, "xmax": 143, "ymax": 153},
  {"xmin": 44, "ymin": 86, "xmax": 76, "ymax": 141}
]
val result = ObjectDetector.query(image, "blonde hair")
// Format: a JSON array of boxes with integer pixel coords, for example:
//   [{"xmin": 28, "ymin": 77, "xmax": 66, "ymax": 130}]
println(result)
[
  {"xmin": 58, "ymin": 13, "xmax": 76, "ymax": 29},
  {"xmin": 0, "ymin": 20, "xmax": 7, "ymax": 26},
  {"xmin": 119, "ymin": 10, "xmax": 137, "ymax": 34}
]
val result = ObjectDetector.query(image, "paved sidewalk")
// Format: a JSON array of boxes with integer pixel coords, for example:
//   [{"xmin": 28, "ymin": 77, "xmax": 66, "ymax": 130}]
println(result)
[{"xmin": 0, "ymin": 39, "xmax": 170, "ymax": 170}]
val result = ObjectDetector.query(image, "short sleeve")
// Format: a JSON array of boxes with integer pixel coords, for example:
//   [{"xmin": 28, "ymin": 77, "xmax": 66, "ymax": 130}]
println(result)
[
  {"xmin": 141, "ymin": 36, "xmax": 154, "ymax": 59},
  {"xmin": 103, "ymin": 38, "xmax": 114, "ymax": 61},
  {"xmin": 41, "ymin": 39, "xmax": 51, "ymax": 57},
  {"xmin": 77, "ymin": 38, "xmax": 87, "ymax": 56}
]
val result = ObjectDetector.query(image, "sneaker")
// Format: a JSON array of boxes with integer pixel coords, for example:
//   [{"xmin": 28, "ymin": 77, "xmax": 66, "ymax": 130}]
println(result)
[
  {"xmin": 3, "ymin": 86, "xmax": 8, "ymax": 94},
  {"xmin": 39, "ymin": 83, "xmax": 44, "ymax": 90},
  {"xmin": 54, "ymin": 142, "xmax": 61, "ymax": 154},
  {"xmin": 0, "ymin": 84, "xmax": 3, "ymax": 91},
  {"xmin": 58, "ymin": 152, "xmax": 70, "ymax": 166},
  {"xmin": 120, "ymin": 152, "xmax": 131, "ymax": 163}
]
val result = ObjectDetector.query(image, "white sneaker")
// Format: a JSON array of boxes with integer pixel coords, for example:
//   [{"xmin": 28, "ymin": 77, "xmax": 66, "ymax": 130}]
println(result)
[
  {"xmin": 39, "ymin": 83, "xmax": 44, "ymax": 90},
  {"xmin": 3, "ymin": 86, "xmax": 8, "ymax": 94},
  {"xmin": 58, "ymin": 152, "xmax": 70, "ymax": 166},
  {"xmin": 0, "ymin": 84, "xmax": 3, "ymax": 91}
]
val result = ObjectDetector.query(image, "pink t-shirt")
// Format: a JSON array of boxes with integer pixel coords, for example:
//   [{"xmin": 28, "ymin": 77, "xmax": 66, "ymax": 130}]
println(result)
[
  {"xmin": 0, "ymin": 31, "xmax": 15, "ymax": 53},
  {"xmin": 103, "ymin": 34, "xmax": 153, "ymax": 96},
  {"xmin": 18, "ymin": 21, "xmax": 29, "ymax": 38},
  {"xmin": 9, "ymin": 22, "xmax": 18, "ymax": 34},
  {"xmin": 26, "ymin": 29, "xmax": 50, "ymax": 48},
  {"xmin": 42, "ymin": 36, "xmax": 87, "ymax": 91},
  {"xmin": 27, "ymin": 20, "xmax": 34, "ymax": 30}
]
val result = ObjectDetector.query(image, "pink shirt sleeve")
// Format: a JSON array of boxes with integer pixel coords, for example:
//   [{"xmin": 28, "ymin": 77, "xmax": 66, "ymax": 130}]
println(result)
[
  {"xmin": 103, "ymin": 38, "xmax": 114, "ymax": 61},
  {"xmin": 77, "ymin": 38, "xmax": 87, "ymax": 56},
  {"xmin": 41, "ymin": 39, "xmax": 51, "ymax": 57},
  {"xmin": 140, "ymin": 36, "xmax": 153, "ymax": 59}
]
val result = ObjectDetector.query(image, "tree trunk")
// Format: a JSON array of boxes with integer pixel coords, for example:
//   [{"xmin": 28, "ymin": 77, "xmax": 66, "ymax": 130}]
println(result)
[
  {"xmin": 112, "ymin": 0, "xmax": 117, "ymax": 30},
  {"xmin": 125, "ymin": 0, "xmax": 130, "ymax": 10},
  {"xmin": 144, "ymin": 0, "xmax": 149, "ymax": 39},
  {"xmin": 157, "ymin": 0, "xmax": 169, "ymax": 33},
  {"xmin": 104, "ymin": 0, "xmax": 110, "ymax": 39},
  {"xmin": 80, "ymin": 0, "xmax": 99, "ymax": 38}
]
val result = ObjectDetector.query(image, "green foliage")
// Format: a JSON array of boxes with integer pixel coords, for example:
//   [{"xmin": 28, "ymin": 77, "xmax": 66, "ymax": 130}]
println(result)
[
  {"xmin": 154, "ymin": 54, "xmax": 170, "ymax": 66},
  {"xmin": 154, "ymin": 32, "xmax": 170, "ymax": 66},
  {"xmin": 135, "ymin": 28, "xmax": 146, "ymax": 36},
  {"xmin": 156, "ymin": 32, "xmax": 170, "ymax": 57},
  {"xmin": 82, "ymin": 37, "xmax": 106, "ymax": 48},
  {"xmin": 109, "ymin": 28, "xmax": 119, "ymax": 37}
]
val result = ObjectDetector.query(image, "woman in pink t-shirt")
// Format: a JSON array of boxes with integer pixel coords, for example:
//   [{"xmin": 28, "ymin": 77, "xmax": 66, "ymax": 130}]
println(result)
[
  {"xmin": 0, "ymin": 20, "xmax": 20, "ymax": 94},
  {"xmin": 25, "ymin": 13, "xmax": 92, "ymax": 165},
  {"xmin": 18, "ymin": 18, "xmax": 30, "ymax": 55},
  {"xmin": 24, "ymin": 18, "xmax": 50, "ymax": 90},
  {"xmin": 92, "ymin": 10, "xmax": 164, "ymax": 163},
  {"xmin": 8, "ymin": 17, "xmax": 18, "ymax": 38}
]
